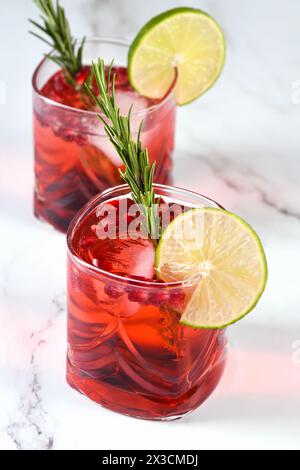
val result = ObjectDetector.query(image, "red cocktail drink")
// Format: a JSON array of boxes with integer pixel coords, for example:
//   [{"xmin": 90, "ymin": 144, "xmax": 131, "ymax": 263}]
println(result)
[
  {"xmin": 33, "ymin": 38, "xmax": 176, "ymax": 232},
  {"xmin": 67, "ymin": 185, "xmax": 227, "ymax": 420}
]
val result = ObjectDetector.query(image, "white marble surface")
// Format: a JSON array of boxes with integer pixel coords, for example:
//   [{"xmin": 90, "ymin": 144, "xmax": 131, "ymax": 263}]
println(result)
[{"xmin": 1, "ymin": 0, "xmax": 300, "ymax": 450}]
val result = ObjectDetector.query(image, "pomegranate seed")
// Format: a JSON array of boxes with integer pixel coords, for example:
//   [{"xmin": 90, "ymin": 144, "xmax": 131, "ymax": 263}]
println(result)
[
  {"xmin": 127, "ymin": 289, "xmax": 149, "ymax": 304},
  {"xmin": 104, "ymin": 283, "xmax": 124, "ymax": 299},
  {"xmin": 148, "ymin": 291, "xmax": 170, "ymax": 306},
  {"xmin": 169, "ymin": 289, "xmax": 185, "ymax": 310},
  {"xmin": 75, "ymin": 66, "xmax": 91, "ymax": 85}
]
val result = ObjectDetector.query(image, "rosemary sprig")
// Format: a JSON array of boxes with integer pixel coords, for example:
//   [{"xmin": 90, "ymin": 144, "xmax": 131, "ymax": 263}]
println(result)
[
  {"xmin": 85, "ymin": 59, "xmax": 160, "ymax": 240},
  {"xmin": 29, "ymin": 0, "xmax": 85, "ymax": 81}
]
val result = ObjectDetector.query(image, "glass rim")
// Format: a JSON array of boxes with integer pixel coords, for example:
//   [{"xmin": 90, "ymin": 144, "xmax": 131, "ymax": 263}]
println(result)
[
  {"xmin": 67, "ymin": 183, "xmax": 221, "ymax": 289},
  {"xmin": 32, "ymin": 35, "xmax": 177, "ymax": 117}
]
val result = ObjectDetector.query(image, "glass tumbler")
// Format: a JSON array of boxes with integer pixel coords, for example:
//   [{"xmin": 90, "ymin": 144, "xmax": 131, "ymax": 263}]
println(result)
[
  {"xmin": 66, "ymin": 184, "xmax": 227, "ymax": 420},
  {"xmin": 33, "ymin": 37, "xmax": 176, "ymax": 233}
]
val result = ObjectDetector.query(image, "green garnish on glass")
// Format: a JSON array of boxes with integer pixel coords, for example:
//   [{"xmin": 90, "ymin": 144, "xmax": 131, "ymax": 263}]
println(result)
[
  {"xmin": 85, "ymin": 59, "xmax": 160, "ymax": 240},
  {"xmin": 29, "ymin": 0, "xmax": 85, "ymax": 83}
]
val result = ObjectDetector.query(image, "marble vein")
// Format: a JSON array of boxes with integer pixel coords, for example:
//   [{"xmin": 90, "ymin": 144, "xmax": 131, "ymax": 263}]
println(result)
[
  {"xmin": 4, "ymin": 294, "xmax": 66, "ymax": 450},
  {"xmin": 184, "ymin": 139, "xmax": 300, "ymax": 222}
]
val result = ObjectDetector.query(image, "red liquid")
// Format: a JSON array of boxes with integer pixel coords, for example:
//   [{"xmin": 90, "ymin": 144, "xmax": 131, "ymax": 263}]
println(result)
[
  {"xmin": 33, "ymin": 66, "xmax": 175, "ymax": 232},
  {"xmin": 67, "ymin": 196, "xmax": 227, "ymax": 420}
]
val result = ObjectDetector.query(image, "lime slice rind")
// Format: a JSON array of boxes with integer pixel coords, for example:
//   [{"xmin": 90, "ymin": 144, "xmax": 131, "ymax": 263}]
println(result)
[
  {"xmin": 156, "ymin": 208, "xmax": 268, "ymax": 329},
  {"xmin": 128, "ymin": 7, "xmax": 226, "ymax": 105}
]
